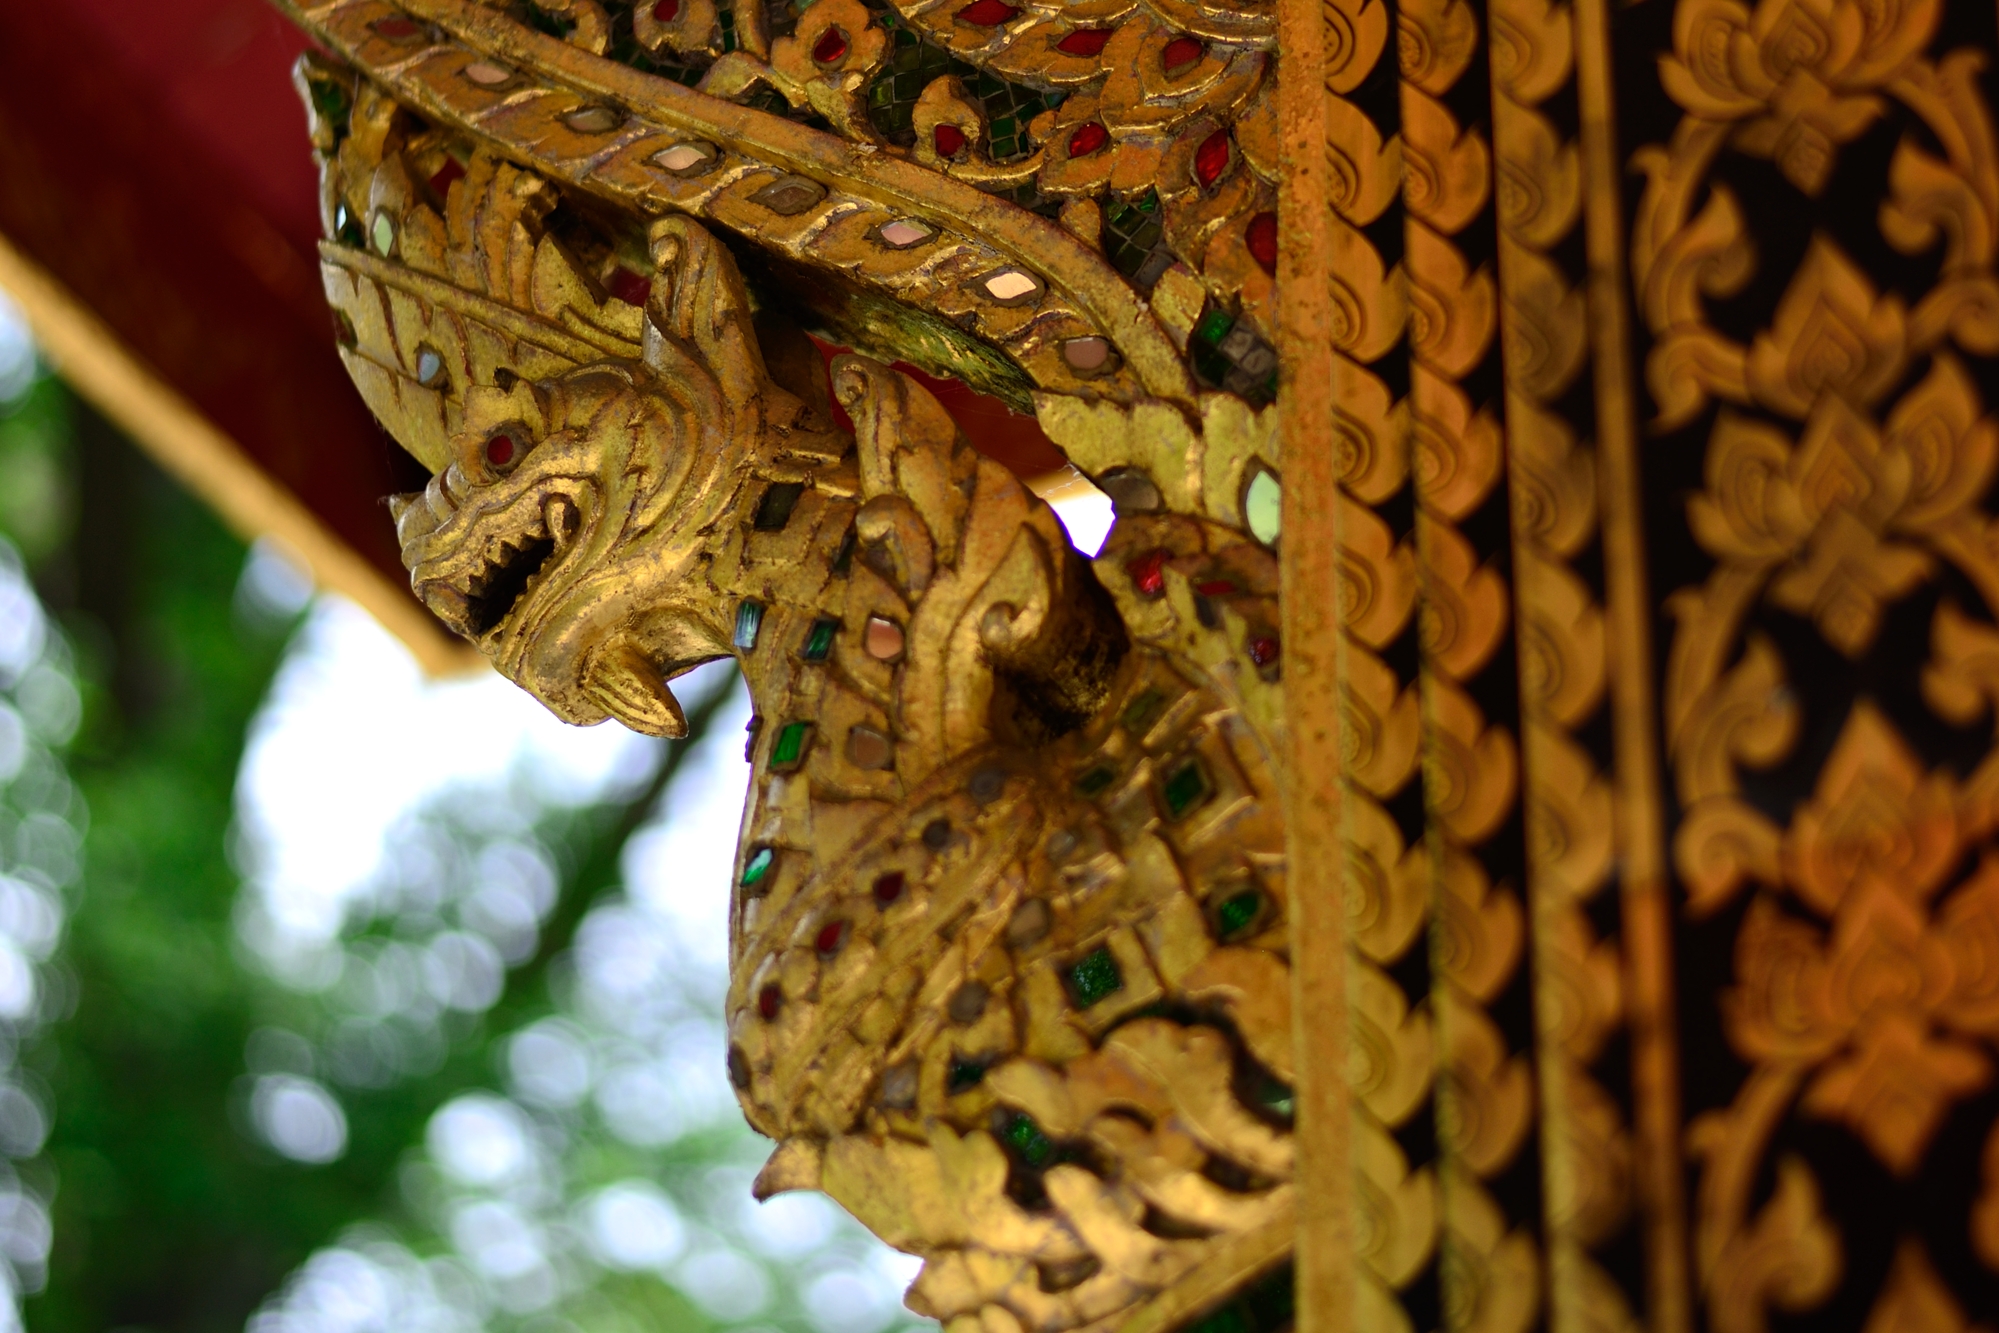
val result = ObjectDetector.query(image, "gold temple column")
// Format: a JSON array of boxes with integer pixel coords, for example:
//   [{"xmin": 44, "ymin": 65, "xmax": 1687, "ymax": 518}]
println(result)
[{"xmin": 1275, "ymin": 0, "xmax": 1356, "ymax": 1328}]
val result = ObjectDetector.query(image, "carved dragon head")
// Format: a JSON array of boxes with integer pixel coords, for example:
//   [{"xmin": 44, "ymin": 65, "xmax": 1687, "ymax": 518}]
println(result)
[
  {"xmin": 380, "ymin": 213, "xmax": 847, "ymax": 735},
  {"xmin": 291, "ymin": 17, "xmax": 1299, "ymax": 1333}
]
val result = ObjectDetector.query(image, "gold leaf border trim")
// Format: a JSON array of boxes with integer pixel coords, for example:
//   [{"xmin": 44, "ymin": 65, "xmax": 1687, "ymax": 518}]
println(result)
[
  {"xmin": 1571, "ymin": 0, "xmax": 1692, "ymax": 1323},
  {"xmin": 275, "ymin": 0, "xmax": 1200, "ymax": 409}
]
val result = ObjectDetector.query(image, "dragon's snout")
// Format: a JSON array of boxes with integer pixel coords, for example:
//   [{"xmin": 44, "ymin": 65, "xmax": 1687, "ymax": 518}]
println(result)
[{"xmin": 403, "ymin": 481, "xmax": 585, "ymax": 643}]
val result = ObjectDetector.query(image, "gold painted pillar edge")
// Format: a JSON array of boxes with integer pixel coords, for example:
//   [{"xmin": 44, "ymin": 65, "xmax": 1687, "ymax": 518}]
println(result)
[
  {"xmin": 0, "ymin": 230, "xmax": 481, "ymax": 678},
  {"xmin": 1275, "ymin": 0, "xmax": 1355, "ymax": 1328},
  {"xmin": 1569, "ymin": 2, "xmax": 1691, "ymax": 1328}
]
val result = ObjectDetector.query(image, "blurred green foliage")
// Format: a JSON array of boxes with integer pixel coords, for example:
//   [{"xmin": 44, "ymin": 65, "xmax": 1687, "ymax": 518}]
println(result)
[
  {"xmin": 0, "ymin": 379, "xmax": 71, "ymax": 568},
  {"xmin": 3, "ymin": 380, "xmax": 393, "ymax": 1331},
  {"xmin": 0, "ymin": 354, "xmax": 915, "ymax": 1333},
  {"xmin": 0, "ymin": 379, "xmax": 693, "ymax": 1333}
]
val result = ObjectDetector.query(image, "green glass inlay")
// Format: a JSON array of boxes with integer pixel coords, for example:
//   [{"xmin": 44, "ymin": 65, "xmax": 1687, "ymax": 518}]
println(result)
[
  {"xmin": 771, "ymin": 721, "xmax": 812, "ymax": 768},
  {"xmin": 622, "ymin": 36, "xmax": 710, "ymax": 87},
  {"xmin": 741, "ymin": 845, "xmax": 775, "ymax": 888},
  {"xmin": 1075, "ymin": 766, "xmax": 1116, "ymax": 798},
  {"xmin": 1241, "ymin": 1262, "xmax": 1295, "ymax": 1332},
  {"xmin": 334, "ymin": 202, "xmax": 364, "ymax": 249},
  {"xmin": 1183, "ymin": 1263, "xmax": 1294, "ymax": 1333},
  {"xmin": 734, "ymin": 600, "xmax": 765, "ymax": 651},
  {"xmin": 1192, "ymin": 309, "xmax": 1235, "ymax": 349},
  {"xmin": 1187, "ymin": 1307, "xmax": 1250, "ymax": 1333},
  {"xmin": 309, "ymin": 79, "xmax": 350, "ymax": 128},
  {"xmin": 1216, "ymin": 889, "xmax": 1262, "ymax": 941},
  {"xmin": 947, "ymin": 1058, "xmax": 987, "ymax": 1093},
  {"xmin": 754, "ymin": 481, "xmax": 805, "ymax": 531},
  {"xmin": 1120, "ymin": 689, "xmax": 1165, "ymax": 733},
  {"xmin": 371, "ymin": 211, "xmax": 395, "ymax": 256},
  {"xmin": 1192, "ymin": 342, "xmax": 1236, "ymax": 391},
  {"xmin": 1256, "ymin": 1075, "xmax": 1295, "ymax": 1121},
  {"xmin": 864, "ymin": 14, "xmax": 1056, "ymax": 163},
  {"xmin": 526, "ymin": 5, "xmax": 578, "ymax": 38},
  {"xmin": 802, "ymin": 617, "xmax": 838, "ymax": 662},
  {"xmin": 832, "ymin": 525, "xmax": 857, "ymax": 574},
  {"xmin": 1162, "ymin": 758, "xmax": 1211, "ymax": 819},
  {"xmin": 999, "ymin": 1111, "xmax": 1054, "ymax": 1169},
  {"xmin": 1065, "ymin": 947, "xmax": 1123, "ymax": 1008},
  {"xmin": 1244, "ymin": 468, "xmax": 1281, "ymax": 546},
  {"xmin": 1104, "ymin": 190, "xmax": 1172, "ymax": 289}
]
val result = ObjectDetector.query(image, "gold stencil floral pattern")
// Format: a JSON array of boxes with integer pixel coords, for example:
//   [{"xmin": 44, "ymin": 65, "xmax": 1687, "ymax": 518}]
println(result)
[{"xmin": 1639, "ymin": 0, "xmax": 1999, "ymax": 1322}]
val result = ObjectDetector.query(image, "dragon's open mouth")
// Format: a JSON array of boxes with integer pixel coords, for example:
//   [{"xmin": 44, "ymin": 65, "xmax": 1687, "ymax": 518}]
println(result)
[
  {"xmin": 412, "ymin": 491, "xmax": 582, "ymax": 644},
  {"xmin": 464, "ymin": 533, "xmax": 557, "ymax": 636}
]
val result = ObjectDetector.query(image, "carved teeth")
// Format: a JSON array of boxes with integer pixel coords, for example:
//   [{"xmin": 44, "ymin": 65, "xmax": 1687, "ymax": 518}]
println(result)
[
  {"xmin": 421, "ymin": 583, "xmax": 472, "ymax": 632},
  {"xmin": 545, "ymin": 494, "xmax": 579, "ymax": 544}
]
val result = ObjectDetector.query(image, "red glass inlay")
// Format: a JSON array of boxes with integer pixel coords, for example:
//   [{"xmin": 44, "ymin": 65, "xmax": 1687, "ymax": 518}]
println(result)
[
  {"xmin": 815, "ymin": 920, "xmax": 848, "ymax": 955},
  {"xmin": 428, "ymin": 157, "xmax": 466, "ymax": 198},
  {"xmin": 607, "ymin": 267, "xmax": 652, "ymax": 307},
  {"xmin": 1249, "ymin": 636, "xmax": 1280, "ymax": 667},
  {"xmin": 653, "ymin": 0, "xmax": 680, "ymax": 18},
  {"xmin": 1197, "ymin": 579, "xmax": 1237, "ymax": 596},
  {"xmin": 1127, "ymin": 549, "xmax": 1169, "ymax": 597},
  {"xmin": 813, "ymin": 27, "xmax": 850, "ymax": 63},
  {"xmin": 934, "ymin": 124, "xmax": 968, "ymax": 158},
  {"xmin": 1067, "ymin": 122, "xmax": 1110, "ymax": 157},
  {"xmin": 373, "ymin": 17, "xmax": 421, "ymax": 38},
  {"xmin": 957, "ymin": 0, "xmax": 1021, "ymax": 24},
  {"xmin": 485, "ymin": 434, "xmax": 516, "ymax": 468},
  {"xmin": 1247, "ymin": 211, "xmax": 1278, "ymax": 275},
  {"xmin": 758, "ymin": 984, "xmax": 782, "ymax": 1020},
  {"xmin": 1056, "ymin": 28, "xmax": 1114, "ymax": 56},
  {"xmin": 873, "ymin": 871, "xmax": 906, "ymax": 907},
  {"xmin": 1162, "ymin": 35, "xmax": 1204, "ymax": 72},
  {"xmin": 1195, "ymin": 130, "xmax": 1231, "ymax": 187}
]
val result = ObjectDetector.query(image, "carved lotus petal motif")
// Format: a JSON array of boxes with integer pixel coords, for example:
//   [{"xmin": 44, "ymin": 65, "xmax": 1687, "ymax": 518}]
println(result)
[
  {"xmin": 1725, "ymin": 895, "xmax": 1841, "ymax": 1061},
  {"xmin": 1789, "ymin": 395, "xmax": 1908, "ymax": 529},
  {"xmin": 1800, "ymin": 1013, "xmax": 1990, "ymax": 1176},
  {"xmin": 1662, "ymin": 0, "xmax": 1938, "ymax": 119},
  {"xmin": 1783, "ymin": 702, "xmax": 1961, "ymax": 915},
  {"xmin": 1661, "ymin": 0, "xmax": 1777, "ymax": 118},
  {"xmin": 1748, "ymin": 237, "xmax": 1909, "ymax": 419},
  {"xmin": 1922, "ymin": 601, "xmax": 1999, "ymax": 733},
  {"xmin": 1732, "ymin": 74, "xmax": 1883, "ymax": 194},
  {"xmin": 1863, "ymin": 1242, "xmax": 1985, "ymax": 1333},
  {"xmin": 1397, "ymin": 0, "xmax": 1481, "ymax": 95},
  {"xmin": 1746, "ymin": 0, "xmax": 1859, "ymax": 88},
  {"xmin": 1687, "ymin": 412, "xmax": 1814, "ymax": 561},
  {"xmin": 1822, "ymin": 884, "xmax": 1955, "ymax": 1029},
  {"xmin": 1937, "ymin": 857, "xmax": 1999, "ymax": 1035},
  {"xmin": 1885, "ymin": 353, "xmax": 1997, "ymax": 529},
  {"xmin": 1766, "ymin": 508, "xmax": 1932, "ymax": 656}
]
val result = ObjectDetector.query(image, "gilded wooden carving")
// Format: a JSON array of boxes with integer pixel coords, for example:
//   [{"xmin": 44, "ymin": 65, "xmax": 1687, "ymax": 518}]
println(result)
[
  {"xmin": 272, "ymin": 0, "xmax": 1999, "ymax": 1326},
  {"xmin": 1633, "ymin": 0, "xmax": 1999, "ymax": 1324}
]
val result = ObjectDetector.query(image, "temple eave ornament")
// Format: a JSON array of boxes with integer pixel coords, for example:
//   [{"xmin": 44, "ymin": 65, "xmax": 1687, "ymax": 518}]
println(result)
[
  {"xmin": 273, "ymin": 0, "xmax": 1999, "ymax": 1325},
  {"xmin": 290, "ymin": 3, "xmax": 1297, "ymax": 1328}
]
